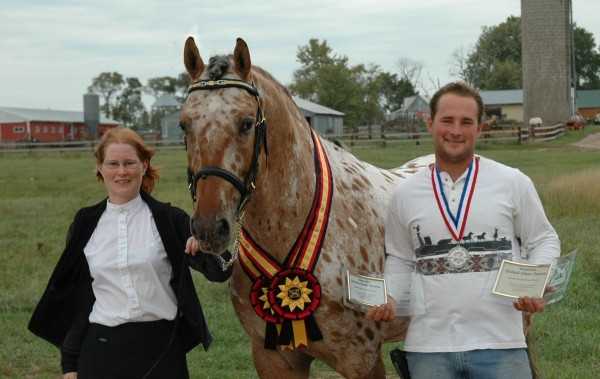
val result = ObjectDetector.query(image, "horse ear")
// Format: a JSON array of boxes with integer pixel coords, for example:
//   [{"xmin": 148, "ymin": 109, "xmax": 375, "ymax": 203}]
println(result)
[
  {"xmin": 184, "ymin": 37, "xmax": 204, "ymax": 80},
  {"xmin": 233, "ymin": 38, "xmax": 251, "ymax": 80}
]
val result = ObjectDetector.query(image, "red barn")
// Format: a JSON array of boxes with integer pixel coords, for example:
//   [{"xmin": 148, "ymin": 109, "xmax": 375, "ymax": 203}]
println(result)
[{"xmin": 0, "ymin": 106, "xmax": 119, "ymax": 142}]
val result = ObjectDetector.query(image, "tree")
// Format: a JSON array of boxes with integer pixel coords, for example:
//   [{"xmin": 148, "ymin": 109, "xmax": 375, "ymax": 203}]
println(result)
[
  {"xmin": 290, "ymin": 39, "xmax": 365, "ymax": 127},
  {"xmin": 290, "ymin": 39, "xmax": 343, "ymax": 102},
  {"xmin": 450, "ymin": 46, "xmax": 475, "ymax": 85},
  {"xmin": 88, "ymin": 72, "xmax": 124, "ymax": 118},
  {"xmin": 175, "ymin": 72, "xmax": 192, "ymax": 102},
  {"xmin": 397, "ymin": 58, "xmax": 424, "ymax": 93},
  {"xmin": 574, "ymin": 26, "xmax": 600, "ymax": 89},
  {"xmin": 462, "ymin": 15, "xmax": 522, "ymax": 89},
  {"xmin": 112, "ymin": 77, "xmax": 146, "ymax": 129},
  {"xmin": 145, "ymin": 76, "xmax": 178, "ymax": 100},
  {"xmin": 453, "ymin": 16, "xmax": 600, "ymax": 90},
  {"xmin": 377, "ymin": 72, "xmax": 416, "ymax": 113},
  {"xmin": 290, "ymin": 39, "xmax": 417, "ymax": 128}
]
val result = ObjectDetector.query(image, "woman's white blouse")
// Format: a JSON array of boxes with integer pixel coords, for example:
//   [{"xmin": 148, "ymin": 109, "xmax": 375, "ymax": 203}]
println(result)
[{"xmin": 84, "ymin": 195, "xmax": 177, "ymax": 326}]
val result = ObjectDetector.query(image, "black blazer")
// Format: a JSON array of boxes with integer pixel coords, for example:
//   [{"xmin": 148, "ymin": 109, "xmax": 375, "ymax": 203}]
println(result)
[{"xmin": 28, "ymin": 191, "xmax": 231, "ymax": 364}]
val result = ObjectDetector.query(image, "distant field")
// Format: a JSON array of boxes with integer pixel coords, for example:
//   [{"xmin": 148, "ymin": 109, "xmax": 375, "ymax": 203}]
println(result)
[{"xmin": 1, "ymin": 127, "xmax": 599, "ymax": 378}]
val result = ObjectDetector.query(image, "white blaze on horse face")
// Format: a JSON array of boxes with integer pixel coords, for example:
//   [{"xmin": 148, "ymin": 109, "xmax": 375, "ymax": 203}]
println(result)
[{"xmin": 185, "ymin": 89, "xmax": 258, "ymax": 224}]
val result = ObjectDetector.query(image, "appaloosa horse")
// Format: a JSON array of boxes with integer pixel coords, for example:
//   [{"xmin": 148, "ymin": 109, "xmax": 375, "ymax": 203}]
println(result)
[{"xmin": 179, "ymin": 37, "xmax": 420, "ymax": 379}]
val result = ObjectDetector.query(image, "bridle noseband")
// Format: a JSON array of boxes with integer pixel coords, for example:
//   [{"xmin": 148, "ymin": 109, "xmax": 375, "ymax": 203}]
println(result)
[{"xmin": 182, "ymin": 79, "xmax": 268, "ymax": 215}]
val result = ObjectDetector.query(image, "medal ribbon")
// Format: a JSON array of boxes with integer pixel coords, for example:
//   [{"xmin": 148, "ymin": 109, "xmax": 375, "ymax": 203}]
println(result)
[
  {"xmin": 238, "ymin": 128, "xmax": 333, "ymax": 349},
  {"xmin": 431, "ymin": 157, "xmax": 479, "ymax": 241}
]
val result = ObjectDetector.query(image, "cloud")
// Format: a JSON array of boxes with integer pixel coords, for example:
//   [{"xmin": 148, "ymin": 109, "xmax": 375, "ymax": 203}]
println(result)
[{"xmin": 0, "ymin": 0, "xmax": 598, "ymax": 110}]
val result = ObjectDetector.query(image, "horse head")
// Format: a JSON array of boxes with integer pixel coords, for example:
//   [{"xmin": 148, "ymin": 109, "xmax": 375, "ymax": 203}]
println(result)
[{"xmin": 180, "ymin": 37, "xmax": 267, "ymax": 255}]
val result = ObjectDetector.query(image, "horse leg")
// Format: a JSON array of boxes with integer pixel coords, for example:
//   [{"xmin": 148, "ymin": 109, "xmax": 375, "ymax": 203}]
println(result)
[
  {"xmin": 250, "ymin": 339, "xmax": 313, "ymax": 379},
  {"xmin": 365, "ymin": 355, "xmax": 386, "ymax": 379},
  {"xmin": 333, "ymin": 351, "xmax": 386, "ymax": 379}
]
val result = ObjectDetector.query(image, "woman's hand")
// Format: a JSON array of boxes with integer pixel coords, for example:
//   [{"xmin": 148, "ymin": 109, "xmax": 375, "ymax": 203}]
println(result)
[
  {"xmin": 63, "ymin": 372, "xmax": 77, "ymax": 379},
  {"xmin": 185, "ymin": 236, "xmax": 200, "ymax": 256}
]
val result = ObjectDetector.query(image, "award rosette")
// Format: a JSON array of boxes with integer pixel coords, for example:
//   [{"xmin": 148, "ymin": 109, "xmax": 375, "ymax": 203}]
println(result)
[
  {"xmin": 268, "ymin": 268, "xmax": 322, "ymax": 348},
  {"xmin": 250, "ymin": 277, "xmax": 281, "ymax": 324},
  {"xmin": 238, "ymin": 129, "xmax": 332, "ymax": 350}
]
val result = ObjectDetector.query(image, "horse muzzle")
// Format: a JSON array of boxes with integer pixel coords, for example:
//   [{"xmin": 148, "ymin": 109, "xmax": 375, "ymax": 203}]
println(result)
[{"xmin": 191, "ymin": 215, "xmax": 231, "ymax": 255}]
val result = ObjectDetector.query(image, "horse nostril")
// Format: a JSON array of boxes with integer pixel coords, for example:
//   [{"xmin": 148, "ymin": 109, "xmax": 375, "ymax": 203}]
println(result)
[
  {"xmin": 191, "ymin": 218, "xmax": 207, "ymax": 241},
  {"xmin": 191, "ymin": 218, "xmax": 199, "ymax": 237},
  {"xmin": 216, "ymin": 219, "xmax": 230, "ymax": 239}
]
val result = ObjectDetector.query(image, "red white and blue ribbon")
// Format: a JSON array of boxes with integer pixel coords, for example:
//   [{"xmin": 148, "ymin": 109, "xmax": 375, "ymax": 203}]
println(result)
[{"xmin": 431, "ymin": 157, "xmax": 479, "ymax": 241}]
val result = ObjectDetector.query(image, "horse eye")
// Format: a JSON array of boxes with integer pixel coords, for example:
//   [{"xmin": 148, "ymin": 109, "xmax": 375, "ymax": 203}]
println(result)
[
  {"xmin": 179, "ymin": 122, "xmax": 187, "ymax": 132},
  {"xmin": 240, "ymin": 117, "xmax": 255, "ymax": 134}
]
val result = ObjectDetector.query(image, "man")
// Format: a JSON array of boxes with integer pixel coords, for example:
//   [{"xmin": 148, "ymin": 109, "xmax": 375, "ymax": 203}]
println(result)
[{"xmin": 368, "ymin": 82, "xmax": 560, "ymax": 378}]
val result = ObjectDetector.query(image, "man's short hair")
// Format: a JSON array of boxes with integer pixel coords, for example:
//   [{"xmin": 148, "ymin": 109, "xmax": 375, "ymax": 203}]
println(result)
[{"xmin": 429, "ymin": 81, "xmax": 484, "ymax": 123}]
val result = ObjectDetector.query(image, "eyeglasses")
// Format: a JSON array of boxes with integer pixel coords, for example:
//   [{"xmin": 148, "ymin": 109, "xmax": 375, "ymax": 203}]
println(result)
[{"xmin": 102, "ymin": 160, "xmax": 141, "ymax": 171}]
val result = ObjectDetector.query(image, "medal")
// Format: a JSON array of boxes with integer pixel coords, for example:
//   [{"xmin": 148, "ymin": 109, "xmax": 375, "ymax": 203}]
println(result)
[
  {"xmin": 430, "ymin": 158, "xmax": 480, "ymax": 270},
  {"xmin": 447, "ymin": 245, "xmax": 470, "ymax": 269}
]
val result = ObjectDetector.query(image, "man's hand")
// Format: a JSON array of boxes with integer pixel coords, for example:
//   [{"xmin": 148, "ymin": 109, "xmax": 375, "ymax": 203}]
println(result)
[
  {"xmin": 366, "ymin": 299, "xmax": 396, "ymax": 321},
  {"xmin": 513, "ymin": 296, "xmax": 545, "ymax": 314},
  {"xmin": 185, "ymin": 237, "xmax": 199, "ymax": 256},
  {"xmin": 63, "ymin": 372, "xmax": 77, "ymax": 379}
]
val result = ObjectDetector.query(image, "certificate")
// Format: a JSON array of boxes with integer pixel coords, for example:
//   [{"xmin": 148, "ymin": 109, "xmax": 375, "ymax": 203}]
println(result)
[
  {"xmin": 345, "ymin": 270, "xmax": 387, "ymax": 306},
  {"xmin": 544, "ymin": 249, "xmax": 577, "ymax": 305},
  {"xmin": 492, "ymin": 260, "xmax": 551, "ymax": 299}
]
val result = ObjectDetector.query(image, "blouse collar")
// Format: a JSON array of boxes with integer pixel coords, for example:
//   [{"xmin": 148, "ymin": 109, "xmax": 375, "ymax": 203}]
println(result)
[{"xmin": 106, "ymin": 193, "xmax": 143, "ymax": 214}]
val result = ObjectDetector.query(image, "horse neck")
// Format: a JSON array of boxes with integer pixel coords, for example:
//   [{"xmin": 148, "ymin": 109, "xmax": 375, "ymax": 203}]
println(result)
[{"xmin": 241, "ymin": 72, "xmax": 316, "ymax": 261}]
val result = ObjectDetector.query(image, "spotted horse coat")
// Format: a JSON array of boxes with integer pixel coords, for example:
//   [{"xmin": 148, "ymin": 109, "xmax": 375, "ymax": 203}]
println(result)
[{"xmin": 179, "ymin": 37, "xmax": 433, "ymax": 379}]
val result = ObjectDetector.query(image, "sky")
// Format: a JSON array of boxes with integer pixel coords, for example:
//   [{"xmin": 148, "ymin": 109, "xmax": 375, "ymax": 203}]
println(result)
[{"xmin": 2, "ymin": 0, "xmax": 600, "ymax": 111}]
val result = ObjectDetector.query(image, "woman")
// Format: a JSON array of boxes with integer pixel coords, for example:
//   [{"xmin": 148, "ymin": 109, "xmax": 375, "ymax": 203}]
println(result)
[{"xmin": 29, "ymin": 127, "xmax": 232, "ymax": 378}]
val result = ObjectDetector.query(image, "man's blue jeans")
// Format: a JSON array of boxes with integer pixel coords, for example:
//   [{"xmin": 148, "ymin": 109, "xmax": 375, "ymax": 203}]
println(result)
[{"xmin": 406, "ymin": 348, "xmax": 532, "ymax": 379}]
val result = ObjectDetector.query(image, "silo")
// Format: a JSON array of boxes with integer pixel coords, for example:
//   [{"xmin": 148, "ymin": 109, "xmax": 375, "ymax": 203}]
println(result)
[
  {"xmin": 521, "ymin": 0, "xmax": 573, "ymax": 125},
  {"xmin": 83, "ymin": 93, "xmax": 100, "ymax": 139}
]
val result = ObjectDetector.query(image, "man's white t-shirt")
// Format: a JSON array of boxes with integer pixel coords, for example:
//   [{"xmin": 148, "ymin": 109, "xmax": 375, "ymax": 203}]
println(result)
[{"xmin": 385, "ymin": 156, "xmax": 560, "ymax": 352}]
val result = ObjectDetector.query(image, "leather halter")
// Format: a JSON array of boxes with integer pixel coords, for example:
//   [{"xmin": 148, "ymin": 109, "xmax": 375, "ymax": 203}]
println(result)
[{"xmin": 182, "ymin": 79, "xmax": 268, "ymax": 214}]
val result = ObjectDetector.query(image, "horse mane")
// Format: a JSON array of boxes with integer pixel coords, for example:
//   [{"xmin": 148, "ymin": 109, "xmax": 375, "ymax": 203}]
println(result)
[
  {"xmin": 207, "ymin": 55, "xmax": 231, "ymax": 80},
  {"xmin": 205, "ymin": 54, "xmax": 293, "ymax": 99},
  {"xmin": 251, "ymin": 66, "xmax": 293, "ymax": 99}
]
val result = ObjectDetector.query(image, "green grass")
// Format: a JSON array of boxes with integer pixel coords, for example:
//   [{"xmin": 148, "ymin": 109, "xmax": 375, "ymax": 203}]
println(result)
[{"xmin": 1, "ymin": 127, "xmax": 599, "ymax": 378}]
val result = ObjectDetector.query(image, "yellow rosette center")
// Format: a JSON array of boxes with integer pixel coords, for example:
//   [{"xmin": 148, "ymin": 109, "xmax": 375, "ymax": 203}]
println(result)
[{"xmin": 276, "ymin": 276, "xmax": 313, "ymax": 312}]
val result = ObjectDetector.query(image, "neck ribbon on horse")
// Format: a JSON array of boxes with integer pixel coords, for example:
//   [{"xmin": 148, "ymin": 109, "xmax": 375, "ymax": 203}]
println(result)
[{"xmin": 239, "ymin": 129, "xmax": 333, "ymax": 350}]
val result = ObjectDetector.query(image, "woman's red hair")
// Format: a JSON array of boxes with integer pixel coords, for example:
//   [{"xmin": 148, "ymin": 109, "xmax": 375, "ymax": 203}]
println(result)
[{"xmin": 94, "ymin": 127, "xmax": 159, "ymax": 193}]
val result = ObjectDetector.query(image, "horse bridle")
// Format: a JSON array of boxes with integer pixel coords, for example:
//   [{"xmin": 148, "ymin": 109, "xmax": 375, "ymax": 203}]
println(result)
[{"xmin": 182, "ymin": 79, "xmax": 268, "ymax": 216}]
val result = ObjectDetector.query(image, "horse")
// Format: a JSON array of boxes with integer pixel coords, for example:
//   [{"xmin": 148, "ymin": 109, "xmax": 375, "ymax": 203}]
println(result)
[{"xmin": 179, "ymin": 36, "xmax": 422, "ymax": 379}]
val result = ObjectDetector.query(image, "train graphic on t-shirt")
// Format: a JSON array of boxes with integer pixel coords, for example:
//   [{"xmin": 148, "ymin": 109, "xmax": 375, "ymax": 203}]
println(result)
[{"xmin": 414, "ymin": 225, "xmax": 512, "ymax": 258}]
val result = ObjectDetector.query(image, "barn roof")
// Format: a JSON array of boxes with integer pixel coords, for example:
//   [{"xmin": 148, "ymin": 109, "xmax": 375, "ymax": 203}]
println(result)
[
  {"xmin": 0, "ymin": 106, "xmax": 118, "ymax": 124},
  {"xmin": 575, "ymin": 90, "xmax": 600, "ymax": 108},
  {"xmin": 478, "ymin": 89, "xmax": 600, "ymax": 109},
  {"xmin": 152, "ymin": 94, "xmax": 180, "ymax": 109},
  {"xmin": 293, "ymin": 96, "xmax": 345, "ymax": 116},
  {"xmin": 480, "ymin": 89, "xmax": 523, "ymax": 106},
  {"xmin": 388, "ymin": 94, "xmax": 430, "ymax": 119}
]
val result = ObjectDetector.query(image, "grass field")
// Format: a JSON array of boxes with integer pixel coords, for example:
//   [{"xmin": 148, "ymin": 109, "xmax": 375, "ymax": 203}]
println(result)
[{"xmin": 1, "ymin": 127, "xmax": 599, "ymax": 378}]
